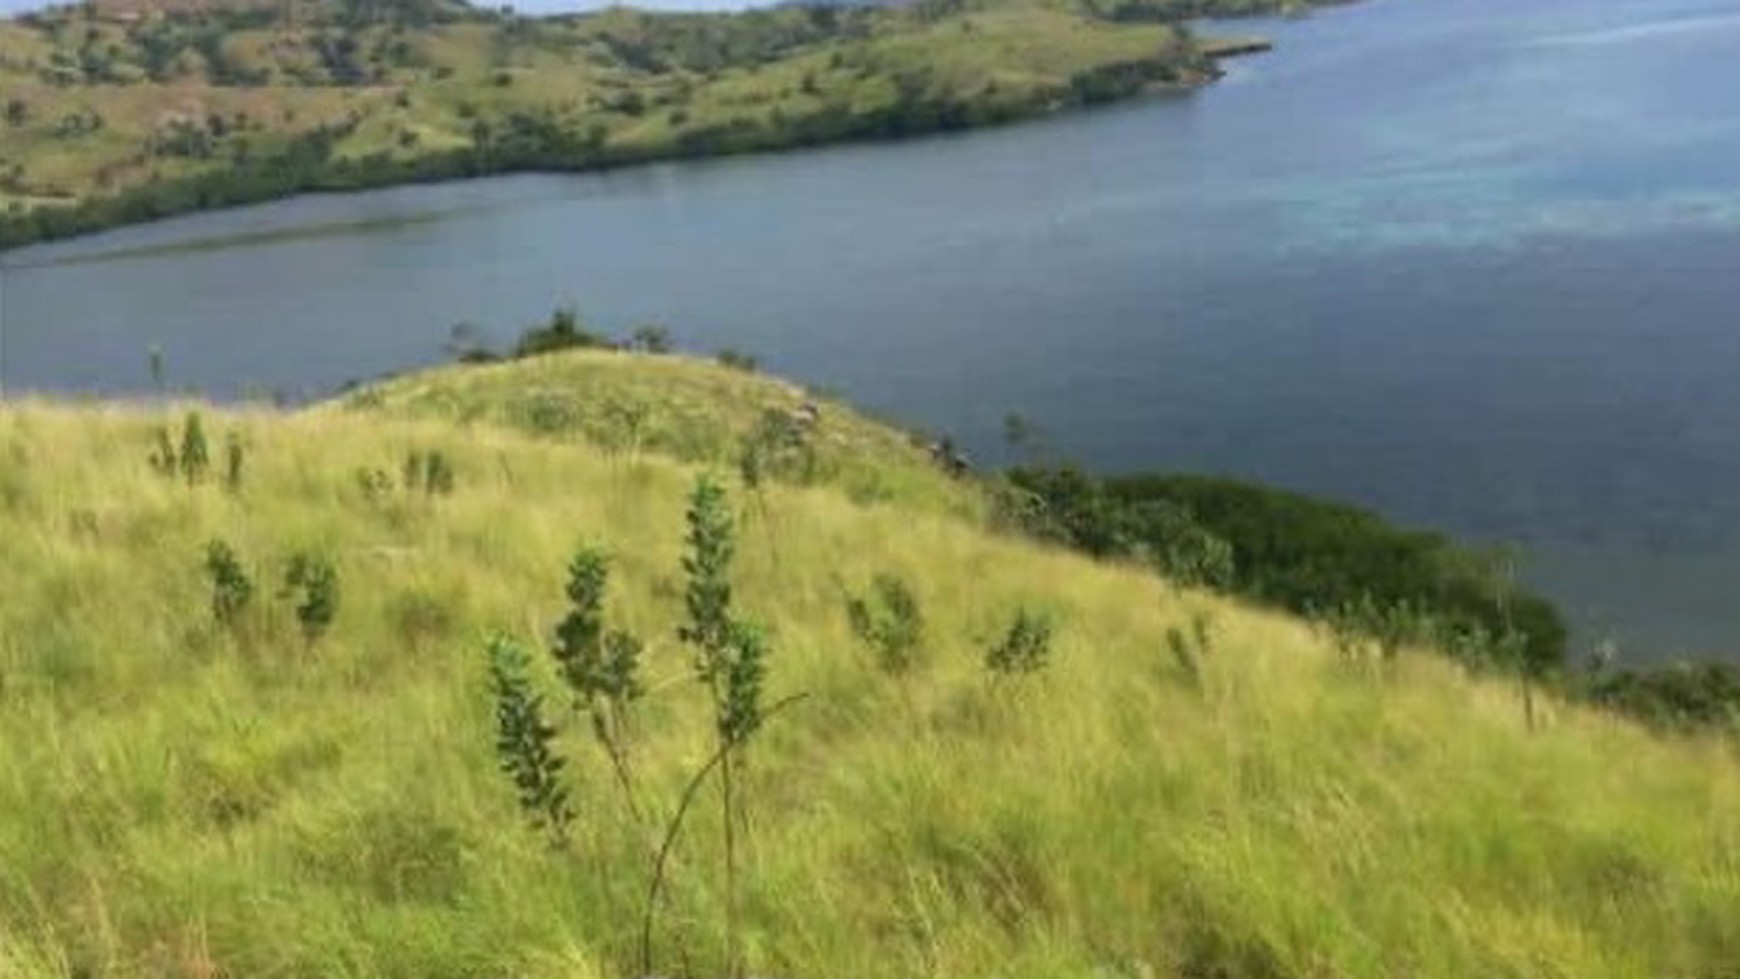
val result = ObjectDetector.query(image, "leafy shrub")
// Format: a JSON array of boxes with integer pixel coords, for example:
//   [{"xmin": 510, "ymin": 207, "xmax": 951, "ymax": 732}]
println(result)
[
  {"xmin": 282, "ymin": 553, "xmax": 339, "ymax": 645},
  {"xmin": 203, "ymin": 539, "xmax": 253, "ymax": 627},
  {"xmin": 846, "ymin": 573, "xmax": 924, "ymax": 675},
  {"xmin": 714, "ymin": 621, "xmax": 769, "ymax": 747},
  {"xmin": 738, "ymin": 408, "xmax": 817, "ymax": 487},
  {"xmin": 1166, "ymin": 611, "xmax": 1214, "ymax": 686},
  {"xmin": 677, "ymin": 474, "xmax": 769, "ymax": 975},
  {"xmin": 148, "ymin": 425, "xmax": 177, "ymax": 476},
  {"xmin": 1142, "ymin": 498, "xmax": 1235, "ymax": 589},
  {"xmin": 629, "ymin": 323, "xmax": 673, "ymax": 353},
  {"xmin": 715, "ymin": 348, "xmax": 758, "ymax": 373},
  {"xmin": 552, "ymin": 545, "xmax": 645, "ymax": 812},
  {"xmin": 1007, "ymin": 467, "xmax": 1567, "ymax": 674},
  {"xmin": 1433, "ymin": 620, "xmax": 1504, "ymax": 670},
  {"xmin": 1314, "ymin": 594, "xmax": 1440, "ymax": 665},
  {"xmin": 985, "ymin": 608, "xmax": 1054, "ymax": 678},
  {"xmin": 1582, "ymin": 662, "xmax": 1740, "ymax": 733},
  {"xmin": 1001, "ymin": 468, "xmax": 1232, "ymax": 587},
  {"xmin": 681, "ymin": 476, "xmax": 769, "ymax": 743},
  {"xmin": 355, "ymin": 466, "xmax": 394, "ymax": 501},
  {"xmin": 487, "ymin": 634, "xmax": 573, "ymax": 846},
  {"xmin": 1316, "ymin": 595, "xmax": 1407, "ymax": 663}
]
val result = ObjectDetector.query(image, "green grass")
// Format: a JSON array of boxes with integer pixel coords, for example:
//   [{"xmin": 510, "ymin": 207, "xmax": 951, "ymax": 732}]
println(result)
[
  {"xmin": 337, "ymin": 350, "xmax": 981, "ymax": 520},
  {"xmin": 1, "ymin": 351, "xmax": 1738, "ymax": 977}
]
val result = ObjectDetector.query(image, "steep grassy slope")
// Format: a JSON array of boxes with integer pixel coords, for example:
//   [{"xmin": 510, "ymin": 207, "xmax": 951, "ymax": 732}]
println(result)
[{"xmin": 1, "ymin": 354, "xmax": 1738, "ymax": 978}]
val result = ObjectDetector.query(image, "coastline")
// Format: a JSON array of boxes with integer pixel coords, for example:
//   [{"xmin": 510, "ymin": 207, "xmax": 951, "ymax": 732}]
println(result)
[
  {"xmin": 0, "ymin": 38, "xmax": 1264, "ymax": 254},
  {"xmin": 1201, "ymin": 35, "xmax": 1275, "ymax": 58}
]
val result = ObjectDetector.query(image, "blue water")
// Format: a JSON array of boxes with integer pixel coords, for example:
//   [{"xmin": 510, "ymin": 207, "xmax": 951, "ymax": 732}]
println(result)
[{"xmin": 6, "ymin": 0, "xmax": 1740, "ymax": 661}]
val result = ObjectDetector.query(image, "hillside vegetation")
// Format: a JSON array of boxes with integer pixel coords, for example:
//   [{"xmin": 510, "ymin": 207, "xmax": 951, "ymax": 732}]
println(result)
[
  {"xmin": 0, "ymin": 0, "xmax": 1309, "ymax": 248},
  {"xmin": 337, "ymin": 348, "xmax": 982, "ymax": 520},
  {"xmin": 1, "ymin": 351, "xmax": 1738, "ymax": 978}
]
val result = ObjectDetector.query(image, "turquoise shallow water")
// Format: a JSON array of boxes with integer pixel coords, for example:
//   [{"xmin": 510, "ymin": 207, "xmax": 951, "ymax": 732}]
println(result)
[{"xmin": 5, "ymin": 0, "xmax": 1740, "ymax": 660}]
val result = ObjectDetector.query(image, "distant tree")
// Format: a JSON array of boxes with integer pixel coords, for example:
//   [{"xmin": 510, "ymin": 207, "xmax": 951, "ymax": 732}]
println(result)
[
  {"xmin": 147, "ymin": 343, "xmax": 165, "ymax": 392},
  {"xmin": 445, "ymin": 321, "xmax": 499, "ymax": 363},
  {"xmin": 514, "ymin": 306, "xmax": 609, "ymax": 358},
  {"xmin": 4, "ymin": 99, "xmax": 28, "ymax": 128},
  {"xmin": 629, "ymin": 323, "xmax": 673, "ymax": 354},
  {"xmin": 715, "ymin": 348, "xmax": 758, "ymax": 373}
]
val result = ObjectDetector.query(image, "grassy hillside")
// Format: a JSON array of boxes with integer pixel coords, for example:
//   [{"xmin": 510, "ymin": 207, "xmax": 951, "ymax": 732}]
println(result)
[
  {"xmin": 0, "ymin": 0, "xmax": 1267, "ymax": 246},
  {"xmin": 335, "ymin": 349, "xmax": 983, "ymax": 519},
  {"xmin": 1, "ymin": 351, "xmax": 1738, "ymax": 978}
]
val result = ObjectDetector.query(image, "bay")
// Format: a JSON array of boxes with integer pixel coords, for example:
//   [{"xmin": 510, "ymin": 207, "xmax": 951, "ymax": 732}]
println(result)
[{"xmin": 6, "ymin": 0, "xmax": 1739, "ymax": 659}]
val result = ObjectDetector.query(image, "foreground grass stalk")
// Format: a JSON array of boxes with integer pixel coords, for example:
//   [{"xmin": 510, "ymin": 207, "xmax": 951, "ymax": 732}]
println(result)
[{"xmin": 640, "ymin": 693, "xmax": 807, "ymax": 979}]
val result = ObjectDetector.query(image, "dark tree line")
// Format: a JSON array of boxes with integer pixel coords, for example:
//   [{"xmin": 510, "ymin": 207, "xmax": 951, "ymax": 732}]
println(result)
[{"xmin": 1003, "ymin": 467, "xmax": 1568, "ymax": 672}]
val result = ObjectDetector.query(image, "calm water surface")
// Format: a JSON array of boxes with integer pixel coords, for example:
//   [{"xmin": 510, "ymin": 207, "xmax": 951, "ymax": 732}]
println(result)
[{"xmin": 6, "ymin": 0, "xmax": 1740, "ymax": 659}]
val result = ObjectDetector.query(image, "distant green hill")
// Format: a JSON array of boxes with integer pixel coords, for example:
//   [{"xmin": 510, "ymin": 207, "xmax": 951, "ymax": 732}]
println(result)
[
  {"xmin": 0, "ymin": 349, "xmax": 1737, "ymax": 977},
  {"xmin": 0, "ymin": 0, "xmax": 1311, "ymax": 248}
]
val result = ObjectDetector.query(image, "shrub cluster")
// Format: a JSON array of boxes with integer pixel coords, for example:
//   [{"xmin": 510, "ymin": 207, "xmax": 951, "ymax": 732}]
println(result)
[
  {"xmin": 199, "ymin": 541, "xmax": 341, "ymax": 647},
  {"xmin": 846, "ymin": 573, "xmax": 925, "ymax": 675},
  {"xmin": 1002, "ymin": 467, "xmax": 1567, "ymax": 674},
  {"xmin": 485, "ymin": 475, "xmax": 784, "ymax": 978},
  {"xmin": 985, "ymin": 608, "xmax": 1054, "ymax": 678},
  {"xmin": 1579, "ymin": 662, "xmax": 1740, "ymax": 734}
]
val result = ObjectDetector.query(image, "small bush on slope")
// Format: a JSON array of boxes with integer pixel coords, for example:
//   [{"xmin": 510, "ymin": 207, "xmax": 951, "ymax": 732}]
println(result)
[{"xmin": 846, "ymin": 572, "xmax": 926, "ymax": 676}]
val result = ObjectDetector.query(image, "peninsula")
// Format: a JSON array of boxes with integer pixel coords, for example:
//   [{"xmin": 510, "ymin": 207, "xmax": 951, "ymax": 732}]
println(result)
[{"xmin": 0, "ymin": 0, "xmax": 1308, "ymax": 248}]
